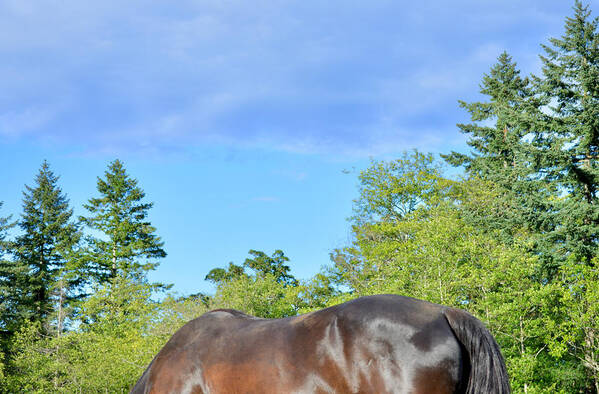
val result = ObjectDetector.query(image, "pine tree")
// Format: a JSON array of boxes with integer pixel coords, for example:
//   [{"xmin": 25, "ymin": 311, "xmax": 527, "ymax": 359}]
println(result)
[
  {"xmin": 81, "ymin": 160, "xmax": 166, "ymax": 282},
  {"xmin": 12, "ymin": 162, "xmax": 81, "ymax": 332},
  {"xmin": 534, "ymin": 0, "xmax": 599, "ymax": 265}
]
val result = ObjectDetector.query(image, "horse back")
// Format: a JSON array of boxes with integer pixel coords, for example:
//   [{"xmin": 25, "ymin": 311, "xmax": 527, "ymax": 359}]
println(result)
[{"xmin": 133, "ymin": 295, "xmax": 465, "ymax": 394}]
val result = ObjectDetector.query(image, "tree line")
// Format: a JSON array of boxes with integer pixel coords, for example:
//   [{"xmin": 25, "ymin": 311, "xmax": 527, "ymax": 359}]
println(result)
[{"xmin": 2, "ymin": 1, "xmax": 599, "ymax": 392}]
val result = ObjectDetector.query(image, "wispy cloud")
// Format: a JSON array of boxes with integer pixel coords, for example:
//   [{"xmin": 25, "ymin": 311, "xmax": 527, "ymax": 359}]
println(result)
[{"xmin": 0, "ymin": 0, "xmax": 574, "ymax": 157}]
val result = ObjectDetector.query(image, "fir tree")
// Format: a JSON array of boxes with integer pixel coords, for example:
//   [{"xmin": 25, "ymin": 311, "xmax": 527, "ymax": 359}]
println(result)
[
  {"xmin": 444, "ymin": 52, "xmax": 532, "ymax": 176},
  {"xmin": 534, "ymin": 0, "xmax": 599, "ymax": 265},
  {"xmin": 443, "ymin": 53, "xmax": 550, "ymax": 246},
  {"xmin": 81, "ymin": 160, "xmax": 166, "ymax": 282},
  {"xmin": 12, "ymin": 162, "xmax": 81, "ymax": 332}
]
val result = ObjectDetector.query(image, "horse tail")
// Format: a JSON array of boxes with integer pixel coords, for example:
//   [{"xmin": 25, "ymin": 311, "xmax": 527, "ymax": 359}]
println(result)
[{"xmin": 443, "ymin": 307, "xmax": 510, "ymax": 394}]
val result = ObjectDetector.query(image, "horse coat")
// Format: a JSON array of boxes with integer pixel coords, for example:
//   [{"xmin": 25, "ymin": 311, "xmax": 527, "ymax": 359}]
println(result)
[{"xmin": 131, "ymin": 294, "xmax": 510, "ymax": 394}]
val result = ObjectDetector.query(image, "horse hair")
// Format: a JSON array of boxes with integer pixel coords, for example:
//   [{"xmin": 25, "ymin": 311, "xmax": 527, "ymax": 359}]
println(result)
[{"xmin": 443, "ymin": 307, "xmax": 511, "ymax": 394}]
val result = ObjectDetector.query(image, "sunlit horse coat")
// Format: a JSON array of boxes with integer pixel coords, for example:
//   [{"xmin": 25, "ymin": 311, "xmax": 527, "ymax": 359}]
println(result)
[{"xmin": 131, "ymin": 294, "xmax": 510, "ymax": 394}]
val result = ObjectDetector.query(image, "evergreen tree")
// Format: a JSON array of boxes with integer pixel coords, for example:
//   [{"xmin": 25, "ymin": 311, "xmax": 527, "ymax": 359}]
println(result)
[
  {"xmin": 0, "ymin": 202, "xmax": 13, "ymax": 258},
  {"xmin": 444, "ymin": 52, "xmax": 532, "ymax": 176},
  {"xmin": 12, "ymin": 161, "xmax": 81, "ymax": 332},
  {"xmin": 442, "ymin": 53, "xmax": 552, "ymax": 246},
  {"xmin": 534, "ymin": 0, "xmax": 599, "ymax": 265},
  {"xmin": 0, "ymin": 202, "xmax": 20, "ymax": 334},
  {"xmin": 81, "ymin": 160, "xmax": 166, "ymax": 282}
]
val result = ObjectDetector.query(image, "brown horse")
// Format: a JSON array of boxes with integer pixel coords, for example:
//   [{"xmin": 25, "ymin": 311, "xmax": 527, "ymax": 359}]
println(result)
[{"xmin": 131, "ymin": 294, "xmax": 510, "ymax": 393}]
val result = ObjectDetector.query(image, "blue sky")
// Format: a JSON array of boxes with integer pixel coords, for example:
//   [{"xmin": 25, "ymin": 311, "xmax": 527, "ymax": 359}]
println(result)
[{"xmin": 0, "ymin": 1, "xmax": 580, "ymax": 294}]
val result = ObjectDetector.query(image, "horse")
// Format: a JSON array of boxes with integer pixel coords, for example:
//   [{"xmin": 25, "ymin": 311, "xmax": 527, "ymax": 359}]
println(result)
[{"xmin": 131, "ymin": 294, "xmax": 510, "ymax": 393}]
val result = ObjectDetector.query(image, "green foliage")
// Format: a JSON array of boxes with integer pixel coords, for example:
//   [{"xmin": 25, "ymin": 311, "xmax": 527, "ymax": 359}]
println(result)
[
  {"xmin": 0, "ymin": 202, "xmax": 14, "ymax": 259},
  {"xmin": 438, "ymin": 5, "xmax": 599, "ymax": 388},
  {"xmin": 152, "ymin": 294, "xmax": 210, "ymax": 337},
  {"xmin": 81, "ymin": 159, "xmax": 166, "ymax": 282},
  {"xmin": 295, "ymin": 270, "xmax": 338, "ymax": 313},
  {"xmin": 243, "ymin": 249, "xmax": 298, "ymax": 286},
  {"xmin": 0, "ymin": 160, "xmax": 177, "ymax": 393},
  {"xmin": 446, "ymin": 2, "xmax": 599, "ymax": 271},
  {"xmin": 205, "ymin": 262, "xmax": 246, "ymax": 284},
  {"xmin": 207, "ymin": 250, "xmax": 301, "ymax": 318},
  {"xmin": 543, "ymin": 258, "xmax": 599, "ymax": 392},
  {"xmin": 352, "ymin": 150, "xmax": 453, "ymax": 225},
  {"xmin": 211, "ymin": 273, "xmax": 300, "ymax": 318},
  {"xmin": 3, "ymin": 275, "xmax": 207, "ymax": 393},
  {"xmin": 5, "ymin": 278, "xmax": 151, "ymax": 392}
]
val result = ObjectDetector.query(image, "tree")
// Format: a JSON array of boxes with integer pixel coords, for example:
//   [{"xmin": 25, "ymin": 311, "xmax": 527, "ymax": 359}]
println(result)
[
  {"xmin": 0, "ymin": 202, "xmax": 19, "ymax": 333},
  {"xmin": 12, "ymin": 161, "xmax": 81, "ymax": 333},
  {"xmin": 544, "ymin": 258, "xmax": 599, "ymax": 393},
  {"xmin": 444, "ymin": 52, "xmax": 533, "ymax": 177},
  {"xmin": 205, "ymin": 262, "xmax": 246, "ymax": 284},
  {"xmin": 206, "ymin": 250, "xmax": 301, "ymax": 318},
  {"xmin": 243, "ymin": 249, "xmax": 298, "ymax": 287},
  {"xmin": 0, "ymin": 202, "xmax": 14, "ymax": 264},
  {"xmin": 7, "ymin": 275, "xmax": 170, "ymax": 393},
  {"xmin": 0, "ymin": 202, "xmax": 16, "ymax": 386},
  {"xmin": 81, "ymin": 160, "xmax": 166, "ymax": 282},
  {"xmin": 352, "ymin": 150, "xmax": 453, "ymax": 225},
  {"xmin": 442, "ymin": 53, "xmax": 553, "ymax": 252},
  {"xmin": 533, "ymin": 0, "xmax": 599, "ymax": 265},
  {"xmin": 210, "ymin": 273, "xmax": 300, "ymax": 318},
  {"xmin": 295, "ymin": 270, "xmax": 338, "ymax": 313},
  {"xmin": 206, "ymin": 250, "xmax": 298, "ymax": 287},
  {"xmin": 331, "ymin": 152, "xmax": 457, "ymax": 298}
]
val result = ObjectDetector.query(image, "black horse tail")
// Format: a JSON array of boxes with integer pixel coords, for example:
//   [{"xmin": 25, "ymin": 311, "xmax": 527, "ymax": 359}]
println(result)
[{"xmin": 443, "ymin": 307, "xmax": 510, "ymax": 394}]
